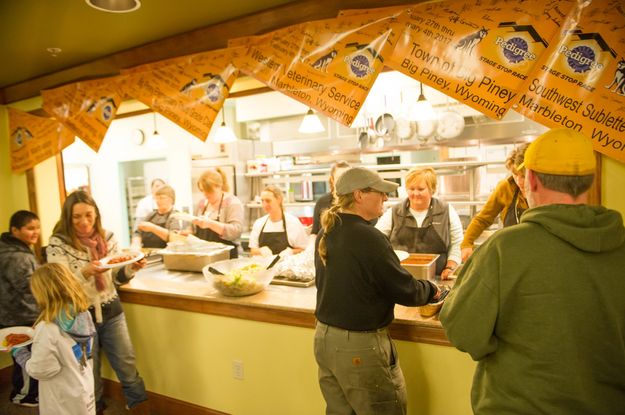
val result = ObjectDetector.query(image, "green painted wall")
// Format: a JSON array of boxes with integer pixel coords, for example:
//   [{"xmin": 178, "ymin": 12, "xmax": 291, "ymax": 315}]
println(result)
[{"xmin": 103, "ymin": 303, "xmax": 476, "ymax": 415}]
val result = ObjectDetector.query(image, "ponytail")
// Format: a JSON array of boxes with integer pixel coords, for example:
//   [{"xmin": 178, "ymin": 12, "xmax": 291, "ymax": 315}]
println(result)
[{"xmin": 318, "ymin": 193, "xmax": 356, "ymax": 265}]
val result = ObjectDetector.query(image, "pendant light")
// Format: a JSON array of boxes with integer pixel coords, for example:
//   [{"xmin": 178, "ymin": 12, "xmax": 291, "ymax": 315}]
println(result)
[
  {"xmin": 147, "ymin": 112, "xmax": 166, "ymax": 149},
  {"xmin": 214, "ymin": 108, "xmax": 238, "ymax": 143},
  {"xmin": 298, "ymin": 108, "xmax": 325, "ymax": 134},
  {"xmin": 410, "ymin": 82, "xmax": 437, "ymax": 122}
]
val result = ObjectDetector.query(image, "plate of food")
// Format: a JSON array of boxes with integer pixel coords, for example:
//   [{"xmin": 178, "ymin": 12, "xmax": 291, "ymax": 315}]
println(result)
[
  {"xmin": 0, "ymin": 326, "xmax": 35, "ymax": 352},
  {"xmin": 98, "ymin": 251, "xmax": 145, "ymax": 269}
]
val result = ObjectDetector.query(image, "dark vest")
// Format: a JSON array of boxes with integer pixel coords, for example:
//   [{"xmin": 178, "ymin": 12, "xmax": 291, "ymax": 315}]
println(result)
[
  {"xmin": 389, "ymin": 198, "xmax": 450, "ymax": 275},
  {"xmin": 139, "ymin": 210, "xmax": 173, "ymax": 248}
]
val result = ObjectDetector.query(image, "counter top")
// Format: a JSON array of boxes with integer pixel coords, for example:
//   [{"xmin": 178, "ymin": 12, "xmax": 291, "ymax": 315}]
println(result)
[{"xmin": 119, "ymin": 264, "xmax": 450, "ymax": 346}]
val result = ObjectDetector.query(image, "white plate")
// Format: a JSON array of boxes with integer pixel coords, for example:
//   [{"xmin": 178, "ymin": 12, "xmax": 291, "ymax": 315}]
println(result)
[
  {"xmin": 98, "ymin": 251, "xmax": 145, "ymax": 269},
  {"xmin": 0, "ymin": 326, "xmax": 35, "ymax": 352},
  {"xmin": 394, "ymin": 250, "xmax": 409, "ymax": 262}
]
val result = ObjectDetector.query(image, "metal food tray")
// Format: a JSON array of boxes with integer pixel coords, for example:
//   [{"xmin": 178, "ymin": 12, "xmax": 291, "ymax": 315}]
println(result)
[{"xmin": 271, "ymin": 276, "xmax": 315, "ymax": 287}]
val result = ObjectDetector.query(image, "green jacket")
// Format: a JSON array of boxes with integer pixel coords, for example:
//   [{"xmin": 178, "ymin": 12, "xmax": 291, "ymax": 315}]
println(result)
[{"xmin": 440, "ymin": 204, "xmax": 625, "ymax": 415}]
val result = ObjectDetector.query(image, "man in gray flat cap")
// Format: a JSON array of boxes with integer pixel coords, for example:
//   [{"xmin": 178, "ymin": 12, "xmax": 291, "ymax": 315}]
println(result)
[{"xmin": 314, "ymin": 166, "xmax": 443, "ymax": 415}]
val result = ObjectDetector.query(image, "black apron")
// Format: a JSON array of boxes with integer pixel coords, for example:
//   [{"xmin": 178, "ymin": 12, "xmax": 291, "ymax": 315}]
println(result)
[
  {"xmin": 390, "ymin": 199, "xmax": 449, "ymax": 275},
  {"xmin": 503, "ymin": 187, "xmax": 526, "ymax": 227},
  {"xmin": 195, "ymin": 193, "xmax": 238, "ymax": 259},
  {"xmin": 258, "ymin": 210, "xmax": 292, "ymax": 255},
  {"xmin": 139, "ymin": 210, "xmax": 173, "ymax": 248}
]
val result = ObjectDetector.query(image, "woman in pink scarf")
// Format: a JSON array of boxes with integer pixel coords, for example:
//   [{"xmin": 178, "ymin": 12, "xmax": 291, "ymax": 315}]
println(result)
[{"xmin": 46, "ymin": 191, "xmax": 149, "ymax": 414}]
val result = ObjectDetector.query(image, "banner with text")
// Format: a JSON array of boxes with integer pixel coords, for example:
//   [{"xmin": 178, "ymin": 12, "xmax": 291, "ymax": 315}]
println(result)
[
  {"xmin": 388, "ymin": 0, "xmax": 576, "ymax": 119},
  {"xmin": 232, "ymin": 12, "xmax": 404, "ymax": 127},
  {"xmin": 514, "ymin": 0, "xmax": 625, "ymax": 164},
  {"xmin": 8, "ymin": 108, "xmax": 75, "ymax": 173},
  {"xmin": 122, "ymin": 48, "xmax": 240, "ymax": 141},
  {"xmin": 41, "ymin": 77, "xmax": 122, "ymax": 152}
]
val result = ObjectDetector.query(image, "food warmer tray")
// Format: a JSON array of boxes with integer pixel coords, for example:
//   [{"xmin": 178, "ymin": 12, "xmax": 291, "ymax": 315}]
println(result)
[{"xmin": 270, "ymin": 276, "xmax": 315, "ymax": 287}]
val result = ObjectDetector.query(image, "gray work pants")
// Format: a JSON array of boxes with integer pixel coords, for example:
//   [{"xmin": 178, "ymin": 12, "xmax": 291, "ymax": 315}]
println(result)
[{"xmin": 314, "ymin": 321, "xmax": 407, "ymax": 415}]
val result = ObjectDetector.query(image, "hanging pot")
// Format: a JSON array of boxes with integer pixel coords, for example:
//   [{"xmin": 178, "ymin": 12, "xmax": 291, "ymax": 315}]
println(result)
[{"xmin": 375, "ymin": 113, "xmax": 395, "ymax": 141}]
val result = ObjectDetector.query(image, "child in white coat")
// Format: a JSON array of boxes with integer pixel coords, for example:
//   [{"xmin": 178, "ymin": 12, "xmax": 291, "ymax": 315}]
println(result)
[{"xmin": 12, "ymin": 263, "xmax": 97, "ymax": 415}]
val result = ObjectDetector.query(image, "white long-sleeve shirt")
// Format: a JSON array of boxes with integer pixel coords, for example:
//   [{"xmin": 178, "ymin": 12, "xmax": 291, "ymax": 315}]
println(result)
[{"xmin": 25, "ymin": 321, "xmax": 95, "ymax": 415}]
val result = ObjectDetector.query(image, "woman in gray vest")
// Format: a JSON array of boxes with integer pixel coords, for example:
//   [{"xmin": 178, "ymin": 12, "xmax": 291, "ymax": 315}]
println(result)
[{"xmin": 376, "ymin": 167, "xmax": 463, "ymax": 280}]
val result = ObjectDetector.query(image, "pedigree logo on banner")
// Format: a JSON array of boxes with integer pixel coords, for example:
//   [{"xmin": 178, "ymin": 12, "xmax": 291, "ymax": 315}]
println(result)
[
  {"xmin": 41, "ymin": 77, "xmax": 122, "ymax": 152},
  {"xmin": 233, "ymin": 13, "xmax": 403, "ymax": 127},
  {"xmin": 8, "ymin": 108, "xmax": 75, "ymax": 173},
  {"xmin": 123, "ymin": 48, "xmax": 240, "ymax": 141},
  {"xmin": 514, "ymin": 0, "xmax": 625, "ymax": 164},
  {"xmin": 388, "ymin": 0, "xmax": 575, "ymax": 119}
]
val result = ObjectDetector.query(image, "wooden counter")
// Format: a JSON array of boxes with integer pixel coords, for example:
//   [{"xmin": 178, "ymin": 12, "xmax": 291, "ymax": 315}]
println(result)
[{"xmin": 119, "ymin": 264, "xmax": 450, "ymax": 346}]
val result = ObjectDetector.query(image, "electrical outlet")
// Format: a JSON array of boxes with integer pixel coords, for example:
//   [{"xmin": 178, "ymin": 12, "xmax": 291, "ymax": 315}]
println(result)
[{"xmin": 232, "ymin": 360, "xmax": 244, "ymax": 380}]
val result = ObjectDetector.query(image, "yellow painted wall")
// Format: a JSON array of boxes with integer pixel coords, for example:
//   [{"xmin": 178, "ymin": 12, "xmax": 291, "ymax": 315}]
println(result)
[
  {"xmin": 0, "ymin": 106, "xmax": 29, "ymax": 225},
  {"xmin": 105, "ymin": 303, "xmax": 476, "ymax": 415},
  {"xmin": 602, "ymin": 155, "xmax": 625, "ymax": 216}
]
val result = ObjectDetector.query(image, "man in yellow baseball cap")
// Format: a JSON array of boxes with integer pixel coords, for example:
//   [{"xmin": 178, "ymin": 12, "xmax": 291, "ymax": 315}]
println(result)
[{"xmin": 440, "ymin": 128, "xmax": 625, "ymax": 414}]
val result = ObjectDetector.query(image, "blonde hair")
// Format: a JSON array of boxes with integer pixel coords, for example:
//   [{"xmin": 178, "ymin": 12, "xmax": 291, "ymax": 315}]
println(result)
[
  {"xmin": 405, "ymin": 167, "xmax": 438, "ymax": 193},
  {"xmin": 30, "ymin": 263, "xmax": 90, "ymax": 324},
  {"xmin": 198, "ymin": 168, "xmax": 230, "ymax": 193},
  {"xmin": 318, "ymin": 193, "xmax": 356, "ymax": 265},
  {"xmin": 262, "ymin": 185, "xmax": 284, "ymax": 208},
  {"xmin": 506, "ymin": 143, "xmax": 530, "ymax": 176}
]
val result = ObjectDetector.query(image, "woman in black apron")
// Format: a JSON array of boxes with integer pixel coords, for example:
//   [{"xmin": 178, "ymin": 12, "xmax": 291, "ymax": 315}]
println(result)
[
  {"xmin": 375, "ymin": 167, "xmax": 464, "ymax": 281},
  {"xmin": 133, "ymin": 185, "xmax": 181, "ymax": 248},
  {"xmin": 192, "ymin": 168, "xmax": 243, "ymax": 259},
  {"xmin": 461, "ymin": 143, "xmax": 530, "ymax": 262},
  {"xmin": 249, "ymin": 186, "xmax": 308, "ymax": 256}
]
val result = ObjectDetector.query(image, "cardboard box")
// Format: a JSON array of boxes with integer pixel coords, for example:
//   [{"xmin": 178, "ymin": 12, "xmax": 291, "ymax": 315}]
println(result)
[{"xmin": 400, "ymin": 253, "xmax": 439, "ymax": 280}]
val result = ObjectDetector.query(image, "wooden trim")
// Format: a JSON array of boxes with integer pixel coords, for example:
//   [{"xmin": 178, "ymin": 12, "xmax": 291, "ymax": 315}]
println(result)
[
  {"xmin": 25, "ymin": 168, "xmax": 44, "ymax": 261},
  {"xmin": 118, "ymin": 290, "xmax": 451, "ymax": 346},
  {"xmin": 1, "ymin": 0, "xmax": 420, "ymax": 103},
  {"xmin": 25, "ymin": 168, "xmax": 38, "ymax": 213},
  {"xmin": 589, "ymin": 152, "xmax": 602, "ymax": 206},
  {"xmin": 103, "ymin": 378, "xmax": 230, "ymax": 415},
  {"xmin": 56, "ymin": 152, "xmax": 67, "ymax": 205}
]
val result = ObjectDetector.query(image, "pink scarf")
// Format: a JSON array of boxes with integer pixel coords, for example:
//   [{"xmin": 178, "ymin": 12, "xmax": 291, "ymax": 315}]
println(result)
[{"xmin": 76, "ymin": 229, "xmax": 108, "ymax": 291}]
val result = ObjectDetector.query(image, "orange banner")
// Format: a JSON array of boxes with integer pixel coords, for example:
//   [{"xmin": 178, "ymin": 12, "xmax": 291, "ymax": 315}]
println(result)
[
  {"xmin": 514, "ymin": 0, "xmax": 625, "ymax": 164},
  {"xmin": 232, "ymin": 12, "xmax": 404, "ymax": 127},
  {"xmin": 123, "ymin": 48, "xmax": 240, "ymax": 141},
  {"xmin": 388, "ymin": 0, "xmax": 576, "ymax": 119},
  {"xmin": 41, "ymin": 77, "xmax": 122, "ymax": 152},
  {"xmin": 8, "ymin": 108, "xmax": 75, "ymax": 173}
]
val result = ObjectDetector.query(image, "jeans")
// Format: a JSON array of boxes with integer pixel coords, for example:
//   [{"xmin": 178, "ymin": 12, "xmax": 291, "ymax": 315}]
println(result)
[
  {"xmin": 93, "ymin": 312, "xmax": 147, "ymax": 409},
  {"xmin": 314, "ymin": 322, "xmax": 407, "ymax": 415},
  {"xmin": 10, "ymin": 350, "xmax": 38, "ymax": 404}
]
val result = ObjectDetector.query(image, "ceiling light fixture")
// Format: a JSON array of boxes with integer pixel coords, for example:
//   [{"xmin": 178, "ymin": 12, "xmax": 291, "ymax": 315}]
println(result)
[
  {"xmin": 214, "ymin": 109, "xmax": 238, "ymax": 143},
  {"xmin": 298, "ymin": 108, "xmax": 325, "ymax": 134},
  {"xmin": 410, "ymin": 82, "xmax": 437, "ymax": 122},
  {"xmin": 147, "ymin": 112, "xmax": 166, "ymax": 149},
  {"xmin": 85, "ymin": 0, "xmax": 141, "ymax": 13}
]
